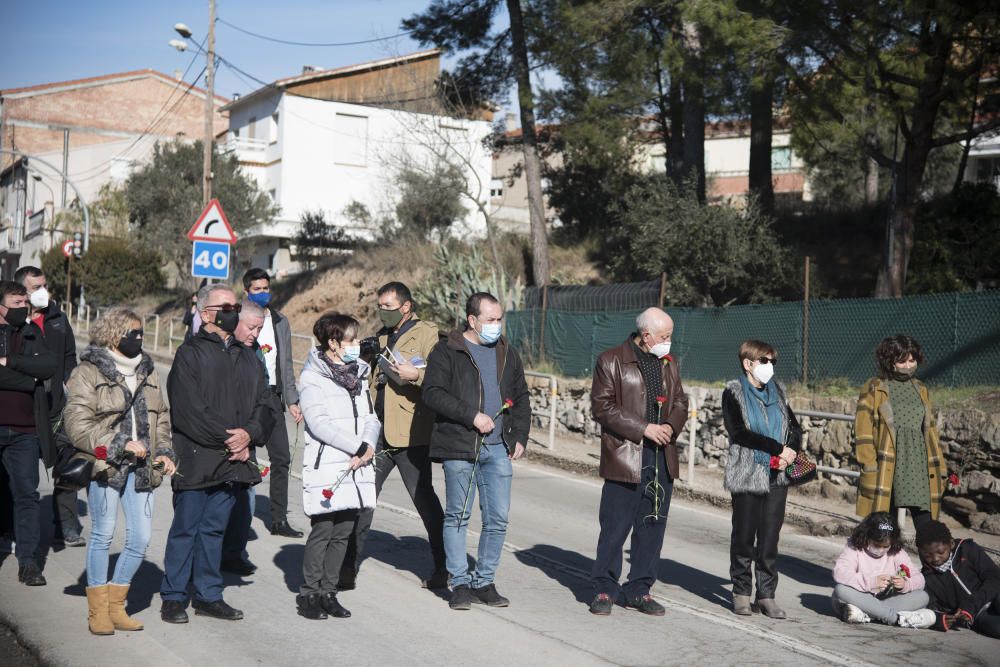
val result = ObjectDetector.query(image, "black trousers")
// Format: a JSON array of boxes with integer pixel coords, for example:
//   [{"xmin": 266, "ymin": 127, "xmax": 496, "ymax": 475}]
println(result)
[
  {"xmin": 345, "ymin": 444, "xmax": 446, "ymax": 575},
  {"xmin": 730, "ymin": 485, "xmax": 788, "ymax": 599},
  {"xmin": 264, "ymin": 402, "xmax": 292, "ymax": 524},
  {"xmin": 301, "ymin": 510, "xmax": 358, "ymax": 595},
  {"xmin": 222, "ymin": 486, "xmax": 253, "ymax": 561},
  {"xmin": 591, "ymin": 446, "xmax": 673, "ymax": 601}
]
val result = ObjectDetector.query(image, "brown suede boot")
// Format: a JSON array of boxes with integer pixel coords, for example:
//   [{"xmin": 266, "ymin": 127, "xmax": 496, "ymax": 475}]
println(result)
[
  {"xmin": 86, "ymin": 585, "xmax": 115, "ymax": 635},
  {"xmin": 107, "ymin": 584, "xmax": 144, "ymax": 631}
]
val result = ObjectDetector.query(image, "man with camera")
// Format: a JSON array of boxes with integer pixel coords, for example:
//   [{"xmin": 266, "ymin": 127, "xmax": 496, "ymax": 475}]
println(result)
[
  {"xmin": 0, "ymin": 280, "xmax": 57, "ymax": 587},
  {"xmin": 343, "ymin": 282, "xmax": 448, "ymax": 590}
]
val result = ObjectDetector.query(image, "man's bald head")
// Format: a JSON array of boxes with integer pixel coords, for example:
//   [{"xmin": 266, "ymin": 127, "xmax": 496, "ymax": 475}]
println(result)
[{"xmin": 636, "ymin": 308, "xmax": 673, "ymax": 336}]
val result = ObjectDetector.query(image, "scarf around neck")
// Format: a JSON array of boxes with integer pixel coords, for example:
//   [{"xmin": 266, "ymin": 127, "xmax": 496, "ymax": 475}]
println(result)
[
  {"xmin": 739, "ymin": 374, "xmax": 784, "ymax": 467},
  {"xmin": 319, "ymin": 351, "xmax": 361, "ymax": 397}
]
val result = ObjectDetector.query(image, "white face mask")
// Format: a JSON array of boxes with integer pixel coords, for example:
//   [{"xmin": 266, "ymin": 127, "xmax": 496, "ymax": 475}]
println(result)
[
  {"xmin": 649, "ymin": 341, "xmax": 671, "ymax": 359},
  {"xmin": 752, "ymin": 362, "xmax": 774, "ymax": 385},
  {"xmin": 29, "ymin": 287, "xmax": 50, "ymax": 309}
]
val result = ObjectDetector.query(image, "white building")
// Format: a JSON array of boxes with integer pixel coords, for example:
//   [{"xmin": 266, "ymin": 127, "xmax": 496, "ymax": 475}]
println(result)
[{"xmin": 221, "ymin": 50, "xmax": 494, "ymax": 276}]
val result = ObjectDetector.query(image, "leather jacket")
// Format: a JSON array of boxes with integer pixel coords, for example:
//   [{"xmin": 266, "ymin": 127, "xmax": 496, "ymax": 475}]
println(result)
[{"xmin": 591, "ymin": 336, "xmax": 688, "ymax": 483}]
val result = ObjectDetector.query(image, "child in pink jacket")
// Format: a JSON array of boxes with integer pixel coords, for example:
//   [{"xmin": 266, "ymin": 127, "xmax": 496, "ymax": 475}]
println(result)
[{"xmin": 832, "ymin": 512, "xmax": 935, "ymax": 628}]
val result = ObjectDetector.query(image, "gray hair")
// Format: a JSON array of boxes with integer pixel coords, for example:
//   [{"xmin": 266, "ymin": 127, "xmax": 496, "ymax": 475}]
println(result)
[
  {"xmin": 197, "ymin": 283, "xmax": 235, "ymax": 306},
  {"xmin": 636, "ymin": 307, "xmax": 671, "ymax": 334},
  {"xmin": 240, "ymin": 299, "xmax": 265, "ymax": 320}
]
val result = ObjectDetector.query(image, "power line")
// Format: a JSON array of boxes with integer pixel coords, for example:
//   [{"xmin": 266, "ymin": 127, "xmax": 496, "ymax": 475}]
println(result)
[{"xmin": 217, "ymin": 17, "xmax": 414, "ymax": 47}]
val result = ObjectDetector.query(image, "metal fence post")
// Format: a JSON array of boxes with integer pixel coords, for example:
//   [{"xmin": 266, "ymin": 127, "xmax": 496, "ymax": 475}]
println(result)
[{"xmin": 153, "ymin": 314, "xmax": 160, "ymax": 351}]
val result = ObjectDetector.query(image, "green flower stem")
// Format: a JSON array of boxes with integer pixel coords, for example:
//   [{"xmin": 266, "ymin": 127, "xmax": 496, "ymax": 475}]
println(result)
[{"xmin": 457, "ymin": 402, "xmax": 512, "ymax": 529}]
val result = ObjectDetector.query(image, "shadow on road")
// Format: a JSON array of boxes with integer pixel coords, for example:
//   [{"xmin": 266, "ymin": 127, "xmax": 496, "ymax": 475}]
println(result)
[
  {"xmin": 513, "ymin": 543, "xmax": 594, "ymax": 606},
  {"xmin": 274, "ymin": 543, "xmax": 305, "ymax": 592},
  {"xmin": 363, "ymin": 530, "xmax": 450, "ymax": 600},
  {"xmin": 776, "ymin": 553, "xmax": 833, "ymax": 588},
  {"xmin": 799, "ymin": 592, "xmax": 837, "ymax": 618},
  {"xmin": 62, "ymin": 559, "xmax": 165, "ymax": 614},
  {"xmin": 657, "ymin": 558, "xmax": 731, "ymax": 610}
]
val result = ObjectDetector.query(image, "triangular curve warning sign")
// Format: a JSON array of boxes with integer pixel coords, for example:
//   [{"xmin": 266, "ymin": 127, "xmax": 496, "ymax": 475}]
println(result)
[{"xmin": 187, "ymin": 199, "xmax": 237, "ymax": 244}]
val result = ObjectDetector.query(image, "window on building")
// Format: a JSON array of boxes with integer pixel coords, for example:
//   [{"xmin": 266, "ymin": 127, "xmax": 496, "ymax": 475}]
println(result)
[
  {"xmin": 771, "ymin": 147, "xmax": 792, "ymax": 171},
  {"xmin": 270, "ymin": 113, "xmax": 279, "ymax": 144},
  {"xmin": 334, "ymin": 113, "xmax": 368, "ymax": 167},
  {"xmin": 248, "ymin": 116, "xmax": 257, "ymax": 140},
  {"xmin": 490, "ymin": 178, "xmax": 504, "ymax": 198}
]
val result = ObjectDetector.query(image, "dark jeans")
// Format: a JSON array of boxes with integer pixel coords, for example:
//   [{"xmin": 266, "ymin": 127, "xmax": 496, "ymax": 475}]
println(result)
[
  {"xmin": 973, "ymin": 594, "xmax": 1000, "ymax": 639},
  {"xmin": 222, "ymin": 486, "xmax": 253, "ymax": 561},
  {"xmin": 264, "ymin": 404, "xmax": 292, "ymax": 525},
  {"xmin": 0, "ymin": 427, "xmax": 41, "ymax": 565},
  {"xmin": 301, "ymin": 510, "xmax": 358, "ymax": 595},
  {"xmin": 591, "ymin": 446, "xmax": 673, "ymax": 601},
  {"xmin": 52, "ymin": 431, "xmax": 83, "ymax": 540},
  {"xmin": 346, "ymin": 444, "xmax": 446, "ymax": 575},
  {"xmin": 160, "ymin": 484, "xmax": 237, "ymax": 603},
  {"xmin": 730, "ymin": 485, "xmax": 788, "ymax": 599}
]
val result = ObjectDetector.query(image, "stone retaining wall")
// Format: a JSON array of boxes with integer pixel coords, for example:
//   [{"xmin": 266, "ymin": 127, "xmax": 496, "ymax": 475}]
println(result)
[{"xmin": 526, "ymin": 376, "xmax": 1000, "ymax": 534}]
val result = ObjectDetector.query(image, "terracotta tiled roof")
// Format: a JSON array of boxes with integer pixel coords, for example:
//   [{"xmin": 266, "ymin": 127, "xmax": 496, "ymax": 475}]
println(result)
[{"xmin": 0, "ymin": 69, "xmax": 229, "ymax": 104}]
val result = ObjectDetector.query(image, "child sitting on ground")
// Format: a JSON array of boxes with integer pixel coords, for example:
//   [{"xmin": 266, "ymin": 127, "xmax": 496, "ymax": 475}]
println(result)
[
  {"xmin": 832, "ymin": 511, "xmax": 935, "ymax": 628},
  {"xmin": 916, "ymin": 520, "xmax": 1000, "ymax": 636}
]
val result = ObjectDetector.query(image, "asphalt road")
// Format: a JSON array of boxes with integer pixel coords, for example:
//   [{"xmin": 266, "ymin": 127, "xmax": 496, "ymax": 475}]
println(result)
[{"xmin": 0, "ymin": 352, "xmax": 996, "ymax": 665}]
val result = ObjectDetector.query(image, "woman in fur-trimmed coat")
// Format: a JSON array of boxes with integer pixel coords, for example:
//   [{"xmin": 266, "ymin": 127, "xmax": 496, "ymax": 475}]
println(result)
[
  {"xmin": 64, "ymin": 308, "xmax": 175, "ymax": 636},
  {"xmin": 722, "ymin": 339, "xmax": 802, "ymax": 619}
]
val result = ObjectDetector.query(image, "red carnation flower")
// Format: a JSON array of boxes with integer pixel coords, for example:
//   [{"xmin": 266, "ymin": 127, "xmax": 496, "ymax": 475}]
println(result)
[
  {"xmin": 503, "ymin": 398, "xmax": 514, "ymax": 409},
  {"xmin": 948, "ymin": 473, "xmax": 960, "ymax": 489},
  {"xmin": 261, "ymin": 466, "xmax": 270, "ymax": 478},
  {"xmin": 656, "ymin": 395, "xmax": 667, "ymax": 404},
  {"xmin": 662, "ymin": 354, "xmax": 674, "ymax": 363},
  {"xmin": 897, "ymin": 564, "xmax": 911, "ymax": 579},
  {"xmin": 94, "ymin": 446, "xmax": 108, "ymax": 461},
  {"xmin": 322, "ymin": 488, "xmax": 333, "ymax": 500},
  {"xmin": 770, "ymin": 456, "xmax": 781, "ymax": 470}
]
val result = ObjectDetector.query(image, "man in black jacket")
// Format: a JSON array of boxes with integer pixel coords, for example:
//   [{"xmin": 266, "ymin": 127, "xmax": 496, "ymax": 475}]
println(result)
[
  {"xmin": 159, "ymin": 285, "xmax": 275, "ymax": 624},
  {"xmin": 422, "ymin": 292, "xmax": 531, "ymax": 611},
  {"xmin": 14, "ymin": 265, "xmax": 82, "ymax": 547},
  {"xmin": 0, "ymin": 280, "xmax": 57, "ymax": 586}
]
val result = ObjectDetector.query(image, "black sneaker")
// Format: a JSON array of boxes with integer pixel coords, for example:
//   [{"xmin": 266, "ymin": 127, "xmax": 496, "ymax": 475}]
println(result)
[
  {"xmin": 471, "ymin": 584, "xmax": 509, "ymax": 607},
  {"xmin": 17, "ymin": 563, "xmax": 46, "ymax": 586},
  {"xmin": 422, "ymin": 569, "xmax": 450, "ymax": 590},
  {"xmin": 449, "ymin": 585, "xmax": 473, "ymax": 610},
  {"xmin": 589, "ymin": 593, "xmax": 614, "ymax": 616},
  {"xmin": 296, "ymin": 593, "xmax": 328, "ymax": 620},
  {"xmin": 221, "ymin": 557, "xmax": 257, "ymax": 576},
  {"xmin": 192, "ymin": 598, "xmax": 244, "ymax": 620},
  {"xmin": 626, "ymin": 594, "xmax": 665, "ymax": 616},
  {"xmin": 270, "ymin": 521, "xmax": 304, "ymax": 538},
  {"xmin": 63, "ymin": 534, "xmax": 86, "ymax": 547}
]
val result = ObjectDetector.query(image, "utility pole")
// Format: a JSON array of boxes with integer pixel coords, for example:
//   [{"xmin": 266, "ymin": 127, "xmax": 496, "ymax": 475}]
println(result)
[{"xmin": 203, "ymin": 0, "xmax": 216, "ymax": 207}]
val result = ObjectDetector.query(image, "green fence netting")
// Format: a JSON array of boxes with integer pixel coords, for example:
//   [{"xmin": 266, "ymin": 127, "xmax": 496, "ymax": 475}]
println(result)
[{"xmin": 505, "ymin": 289, "xmax": 1000, "ymax": 386}]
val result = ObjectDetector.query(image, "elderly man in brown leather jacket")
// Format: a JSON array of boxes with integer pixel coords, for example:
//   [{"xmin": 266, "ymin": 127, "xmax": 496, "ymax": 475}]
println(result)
[{"xmin": 588, "ymin": 307, "xmax": 688, "ymax": 617}]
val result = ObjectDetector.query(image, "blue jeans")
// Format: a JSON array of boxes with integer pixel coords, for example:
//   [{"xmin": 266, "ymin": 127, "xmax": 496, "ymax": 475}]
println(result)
[
  {"xmin": 442, "ymin": 443, "xmax": 512, "ymax": 588},
  {"xmin": 86, "ymin": 471, "xmax": 154, "ymax": 587},
  {"xmin": 0, "ymin": 427, "xmax": 41, "ymax": 566},
  {"xmin": 160, "ymin": 485, "xmax": 237, "ymax": 603}
]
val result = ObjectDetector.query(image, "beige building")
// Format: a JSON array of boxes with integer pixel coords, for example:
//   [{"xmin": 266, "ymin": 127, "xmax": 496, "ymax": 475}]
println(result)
[{"xmin": 0, "ymin": 69, "xmax": 228, "ymax": 279}]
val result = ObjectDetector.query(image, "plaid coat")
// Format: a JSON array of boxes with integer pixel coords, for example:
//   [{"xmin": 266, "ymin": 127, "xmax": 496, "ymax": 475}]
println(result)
[{"xmin": 854, "ymin": 377, "xmax": 946, "ymax": 519}]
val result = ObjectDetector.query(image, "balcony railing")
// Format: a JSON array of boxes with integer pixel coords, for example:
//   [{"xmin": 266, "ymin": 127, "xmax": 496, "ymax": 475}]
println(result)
[{"xmin": 221, "ymin": 137, "xmax": 269, "ymax": 156}]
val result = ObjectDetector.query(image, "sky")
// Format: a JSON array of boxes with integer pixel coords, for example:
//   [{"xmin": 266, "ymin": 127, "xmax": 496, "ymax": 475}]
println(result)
[{"xmin": 2, "ymin": 1, "xmax": 526, "ymax": 114}]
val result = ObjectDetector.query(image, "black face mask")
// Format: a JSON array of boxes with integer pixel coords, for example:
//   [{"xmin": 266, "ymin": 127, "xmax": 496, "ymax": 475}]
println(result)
[
  {"xmin": 214, "ymin": 309, "xmax": 240, "ymax": 334},
  {"xmin": 117, "ymin": 329, "xmax": 143, "ymax": 359},
  {"xmin": 3, "ymin": 306, "xmax": 28, "ymax": 328}
]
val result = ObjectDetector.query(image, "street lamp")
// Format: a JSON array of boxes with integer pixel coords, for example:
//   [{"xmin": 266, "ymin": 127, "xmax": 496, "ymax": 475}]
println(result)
[
  {"xmin": 30, "ymin": 172, "xmax": 55, "ymax": 207},
  {"xmin": 174, "ymin": 23, "xmax": 192, "ymax": 39},
  {"xmin": 168, "ymin": 39, "xmax": 189, "ymax": 52}
]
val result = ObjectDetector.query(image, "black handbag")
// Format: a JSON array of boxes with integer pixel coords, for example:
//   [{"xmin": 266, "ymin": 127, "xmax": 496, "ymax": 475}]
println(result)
[{"xmin": 54, "ymin": 381, "xmax": 145, "ymax": 491}]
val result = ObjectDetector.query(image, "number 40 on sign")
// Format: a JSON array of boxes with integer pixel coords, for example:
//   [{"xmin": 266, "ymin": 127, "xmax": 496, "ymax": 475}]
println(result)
[{"xmin": 191, "ymin": 241, "xmax": 231, "ymax": 279}]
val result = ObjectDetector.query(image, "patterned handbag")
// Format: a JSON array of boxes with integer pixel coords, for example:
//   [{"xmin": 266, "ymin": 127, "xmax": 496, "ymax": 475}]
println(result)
[{"xmin": 785, "ymin": 451, "xmax": 818, "ymax": 485}]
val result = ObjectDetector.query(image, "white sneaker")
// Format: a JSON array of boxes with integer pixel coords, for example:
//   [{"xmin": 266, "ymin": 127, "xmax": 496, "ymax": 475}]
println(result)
[
  {"xmin": 842, "ymin": 603, "xmax": 871, "ymax": 624},
  {"xmin": 897, "ymin": 609, "xmax": 936, "ymax": 629}
]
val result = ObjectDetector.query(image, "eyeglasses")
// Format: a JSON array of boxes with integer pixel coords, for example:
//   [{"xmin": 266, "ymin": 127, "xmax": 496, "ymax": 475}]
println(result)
[
  {"xmin": 757, "ymin": 357, "xmax": 776, "ymax": 365},
  {"xmin": 207, "ymin": 303, "xmax": 242, "ymax": 313}
]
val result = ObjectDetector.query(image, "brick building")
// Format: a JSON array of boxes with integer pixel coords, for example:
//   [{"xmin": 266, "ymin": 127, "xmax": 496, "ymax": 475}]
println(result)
[{"xmin": 0, "ymin": 69, "xmax": 228, "ymax": 279}]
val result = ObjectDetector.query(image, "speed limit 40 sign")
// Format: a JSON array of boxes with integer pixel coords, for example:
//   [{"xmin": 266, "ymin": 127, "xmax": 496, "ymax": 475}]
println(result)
[{"xmin": 191, "ymin": 240, "xmax": 231, "ymax": 279}]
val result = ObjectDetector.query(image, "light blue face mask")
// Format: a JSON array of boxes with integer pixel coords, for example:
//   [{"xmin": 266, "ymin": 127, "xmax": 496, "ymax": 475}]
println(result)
[
  {"xmin": 340, "ymin": 345, "xmax": 361, "ymax": 363},
  {"xmin": 478, "ymin": 322, "xmax": 502, "ymax": 345}
]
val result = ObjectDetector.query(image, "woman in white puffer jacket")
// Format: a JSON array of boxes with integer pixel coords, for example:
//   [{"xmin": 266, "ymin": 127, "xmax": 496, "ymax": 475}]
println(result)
[{"xmin": 296, "ymin": 313, "xmax": 380, "ymax": 621}]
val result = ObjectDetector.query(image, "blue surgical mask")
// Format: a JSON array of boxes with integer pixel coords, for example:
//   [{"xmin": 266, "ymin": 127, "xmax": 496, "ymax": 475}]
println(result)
[
  {"xmin": 340, "ymin": 345, "xmax": 361, "ymax": 363},
  {"xmin": 478, "ymin": 322, "xmax": 502, "ymax": 345},
  {"xmin": 248, "ymin": 292, "xmax": 272, "ymax": 308}
]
